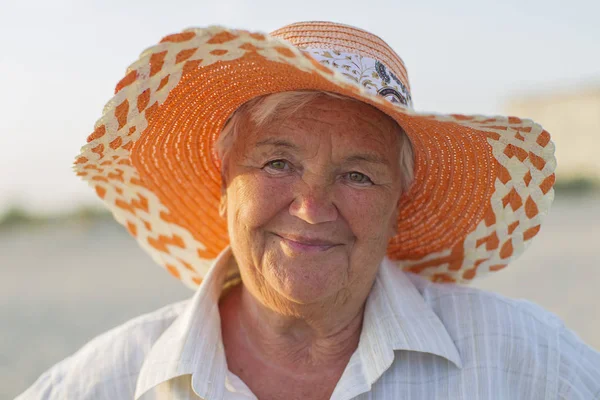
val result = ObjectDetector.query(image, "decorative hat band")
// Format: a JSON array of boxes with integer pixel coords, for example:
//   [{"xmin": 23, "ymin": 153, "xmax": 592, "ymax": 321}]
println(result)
[{"xmin": 303, "ymin": 48, "xmax": 413, "ymax": 107}]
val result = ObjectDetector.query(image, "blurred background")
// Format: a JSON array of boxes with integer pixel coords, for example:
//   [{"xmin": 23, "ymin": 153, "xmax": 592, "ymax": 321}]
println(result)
[{"xmin": 2, "ymin": 0, "xmax": 599, "ymax": 397}]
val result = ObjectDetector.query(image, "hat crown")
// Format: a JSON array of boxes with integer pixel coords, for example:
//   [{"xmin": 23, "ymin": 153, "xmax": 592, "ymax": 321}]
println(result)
[{"xmin": 271, "ymin": 21, "xmax": 412, "ymax": 107}]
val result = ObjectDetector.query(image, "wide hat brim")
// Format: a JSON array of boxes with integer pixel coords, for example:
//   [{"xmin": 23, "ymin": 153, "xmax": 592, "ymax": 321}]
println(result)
[{"xmin": 74, "ymin": 25, "xmax": 556, "ymax": 288}]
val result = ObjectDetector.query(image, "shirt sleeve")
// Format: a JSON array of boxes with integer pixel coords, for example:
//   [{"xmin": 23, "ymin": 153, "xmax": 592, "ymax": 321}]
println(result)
[{"xmin": 558, "ymin": 325, "xmax": 600, "ymax": 399}]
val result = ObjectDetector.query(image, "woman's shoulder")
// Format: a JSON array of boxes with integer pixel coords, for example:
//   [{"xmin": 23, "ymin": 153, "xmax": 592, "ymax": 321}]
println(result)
[
  {"xmin": 406, "ymin": 272, "xmax": 564, "ymax": 332},
  {"xmin": 16, "ymin": 299, "xmax": 190, "ymax": 400},
  {"xmin": 403, "ymin": 272, "xmax": 569, "ymax": 364},
  {"xmin": 399, "ymin": 273, "xmax": 600, "ymax": 397}
]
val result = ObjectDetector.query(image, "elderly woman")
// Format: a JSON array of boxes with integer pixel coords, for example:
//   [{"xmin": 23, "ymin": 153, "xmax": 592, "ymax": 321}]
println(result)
[{"xmin": 18, "ymin": 21, "xmax": 599, "ymax": 399}]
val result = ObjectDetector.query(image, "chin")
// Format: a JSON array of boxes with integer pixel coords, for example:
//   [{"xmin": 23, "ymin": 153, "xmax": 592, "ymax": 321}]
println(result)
[{"xmin": 263, "ymin": 252, "xmax": 349, "ymax": 305}]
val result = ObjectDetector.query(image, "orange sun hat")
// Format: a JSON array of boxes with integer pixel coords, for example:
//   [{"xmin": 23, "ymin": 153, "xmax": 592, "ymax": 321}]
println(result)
[{"xmin": 74, "ymin": 21, "xmax": 556, "ymax": 288}]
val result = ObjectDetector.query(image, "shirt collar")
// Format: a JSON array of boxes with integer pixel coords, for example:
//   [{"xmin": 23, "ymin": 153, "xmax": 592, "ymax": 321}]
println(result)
[
  {"xmin": 135, "ymin": 248, "xmax": 462, "ymax": 399},
  {"xmin": 356, "ymin": 257, "xmax": 462, "ymax": 382}
]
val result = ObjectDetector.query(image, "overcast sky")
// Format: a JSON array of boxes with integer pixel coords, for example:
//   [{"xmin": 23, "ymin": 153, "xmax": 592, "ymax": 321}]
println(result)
[{"xmin": 1, "ymin": 0, "xmax": 599, "ymax": 213}]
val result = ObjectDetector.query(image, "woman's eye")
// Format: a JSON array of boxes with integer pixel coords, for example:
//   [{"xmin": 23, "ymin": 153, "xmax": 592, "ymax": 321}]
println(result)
[
  {"xmin": 264, "ymin": 159, "xmax": 290, "ymax": 171},
  {"xmin": 347, "ymin": 171, "xmax": 372, "ymax": 184}
]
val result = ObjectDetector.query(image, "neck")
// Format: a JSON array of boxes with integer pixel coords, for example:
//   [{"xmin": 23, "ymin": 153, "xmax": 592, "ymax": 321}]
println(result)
[
  {"xmin": 247, "ymin": 284, "xmax": 364, "ymax": 365},
  {"xmin": 220, "ymin": 282, "xmax": 367, "ymax": 370}
]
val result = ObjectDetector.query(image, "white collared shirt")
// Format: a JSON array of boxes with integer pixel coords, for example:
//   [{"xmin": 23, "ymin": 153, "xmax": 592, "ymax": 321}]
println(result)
[{"xmin": 17, "ymin": 248, "xmax": 600, "ymax": 399}]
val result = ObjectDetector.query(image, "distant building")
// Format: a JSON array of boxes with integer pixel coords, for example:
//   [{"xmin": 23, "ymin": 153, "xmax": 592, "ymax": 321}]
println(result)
[{"xmin": 505, "ymin": 87, "xmax": 600, "ymax": 181}]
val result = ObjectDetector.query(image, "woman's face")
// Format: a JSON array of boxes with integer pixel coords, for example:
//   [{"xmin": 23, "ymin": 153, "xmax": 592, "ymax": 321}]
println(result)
[{"xmin": 222, "ymin": 95, "xmax": 404, "ymax": 308}]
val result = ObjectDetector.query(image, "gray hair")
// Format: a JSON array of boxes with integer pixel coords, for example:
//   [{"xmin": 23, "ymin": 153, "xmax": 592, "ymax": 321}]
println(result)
[{"xmin": 215, "ymin": 91, "xmax": 414, "ymax": 193}]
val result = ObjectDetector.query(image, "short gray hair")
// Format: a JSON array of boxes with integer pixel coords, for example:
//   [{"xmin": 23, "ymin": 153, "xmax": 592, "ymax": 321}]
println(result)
[{"xmin": 215, "ymin": 91, "xmax": 414, "ymax": 193}]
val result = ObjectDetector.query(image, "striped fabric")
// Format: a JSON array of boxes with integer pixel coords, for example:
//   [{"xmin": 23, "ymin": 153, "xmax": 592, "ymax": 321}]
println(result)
[{"xmin": 17, "ymin": 248, "xmax": 600, "ymax": 399}]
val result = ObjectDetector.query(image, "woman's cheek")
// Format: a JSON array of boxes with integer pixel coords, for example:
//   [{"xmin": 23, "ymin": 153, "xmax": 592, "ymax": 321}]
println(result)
[
  {"xmin": 236, "ymin": 174, "xmax": 291, "ymax": 223},
  {"xmin": 338, "ymin": 185, "xmax": 389, "ymax": 215},
  {"xmin": 338, "ymin": 186, "xmax": 393, "ymax": 235}
]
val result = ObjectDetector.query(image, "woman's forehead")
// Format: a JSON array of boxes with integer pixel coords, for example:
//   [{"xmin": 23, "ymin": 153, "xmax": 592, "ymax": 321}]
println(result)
[{"xmin": 241, "ymin": 96, "xmax": 401, "ymax": 150}]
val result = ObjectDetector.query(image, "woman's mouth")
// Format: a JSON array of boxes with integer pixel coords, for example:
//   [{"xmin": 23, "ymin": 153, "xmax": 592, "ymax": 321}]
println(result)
[{"xmin": 276, "ymin": 234, "xmax": 340, "ymax": 252}]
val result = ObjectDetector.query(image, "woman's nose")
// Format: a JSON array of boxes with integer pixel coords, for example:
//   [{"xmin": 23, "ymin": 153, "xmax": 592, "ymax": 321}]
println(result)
[{"xmin": 289, "ymin": 179, "xmax": 338, "ymax": 224}]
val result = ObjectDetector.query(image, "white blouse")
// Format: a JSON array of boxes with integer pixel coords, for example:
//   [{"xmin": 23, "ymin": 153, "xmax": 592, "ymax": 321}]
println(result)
[{"xmin": 17, "ymin": 248, "xmax": 600, "ymax": 399}]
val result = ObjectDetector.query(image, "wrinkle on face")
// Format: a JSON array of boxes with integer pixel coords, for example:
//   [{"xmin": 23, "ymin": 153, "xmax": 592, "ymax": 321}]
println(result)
[{"xmin": 221, "ymin": 95, "xmax": 404, "ymax": 315}]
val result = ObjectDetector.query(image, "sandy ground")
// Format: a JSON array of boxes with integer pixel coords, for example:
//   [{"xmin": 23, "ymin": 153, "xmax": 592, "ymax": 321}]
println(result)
[{"xmin": 2, "ymin": 195, "xmax": 599, "ymax": 399}]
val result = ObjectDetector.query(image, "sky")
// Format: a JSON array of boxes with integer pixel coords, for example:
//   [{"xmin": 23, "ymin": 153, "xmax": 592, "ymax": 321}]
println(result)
[{"xmin": 1, "ymin": 0, "xmax": 599, "ymax": 214}]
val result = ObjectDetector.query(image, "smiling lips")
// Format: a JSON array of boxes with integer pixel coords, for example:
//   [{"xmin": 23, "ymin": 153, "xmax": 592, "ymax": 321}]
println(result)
[{"xmin": 277, "ymin": 234, "xmax": 341, "ymax": 252}]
